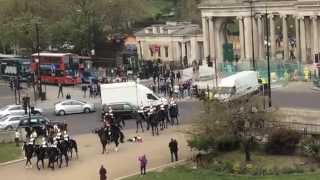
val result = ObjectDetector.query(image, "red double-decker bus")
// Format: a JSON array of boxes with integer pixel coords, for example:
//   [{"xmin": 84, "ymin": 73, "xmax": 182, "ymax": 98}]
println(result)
[{"xmin": 31, "ymin": 53, "xmax": 81, "ymax": 85}]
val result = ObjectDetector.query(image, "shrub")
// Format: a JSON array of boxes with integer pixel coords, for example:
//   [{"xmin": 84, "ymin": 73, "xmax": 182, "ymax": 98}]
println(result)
[
  {"xmin": 216, "ymin": 135, "xmax": 240, "ymax": 152},
  {"xmin": 187, "ymin": 135, "xmax": 215, "ymax": 152},
  {"xmin": 299, "ymin": 135, "xmax": 320, "ymax": 160},
  {"xmin": 265, "ymin": 128, "xmax": 302, "ymax": 155}
]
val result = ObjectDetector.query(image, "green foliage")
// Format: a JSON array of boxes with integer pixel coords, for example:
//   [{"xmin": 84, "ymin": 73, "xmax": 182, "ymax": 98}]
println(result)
[
  {"xmin": 0, "ymin": 143, "xmax": 22, "ymax": 163},
  {"xmin": 187, "ymin": 135, "xmax": 215, "ymax": 152},
  {"xmin": 299, "ymin": 135, "xmax": 320, "ymax": 160},
  {"xmin": 216, "ymin": 135, "xmax": 240, "ymax": 152},
  {"xmin": 266, "ymin": 128, "xmax": 302, "ymax": 155}
]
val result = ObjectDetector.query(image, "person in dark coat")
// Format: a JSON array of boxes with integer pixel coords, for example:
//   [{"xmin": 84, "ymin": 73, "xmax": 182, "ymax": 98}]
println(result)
[
  {"xmin": 99, "ymin": 165, "xmax": 107, "ymax": 180},
  {"xmin": 57, "ymin": 83, "xmax": 64, "ymax": 98},
  {"xmin": 169, "ymin": 138, "xmax": 178, "ymax": 162}
]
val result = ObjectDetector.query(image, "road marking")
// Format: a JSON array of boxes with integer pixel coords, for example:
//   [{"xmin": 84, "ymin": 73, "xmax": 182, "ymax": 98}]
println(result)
[
  {"xmin": 0, "ymin": 158, "xmax": 25, "ymax": 166},
  {"xmin": 114, "ymin": 159, "xmax": 187, "ymax": 180}
]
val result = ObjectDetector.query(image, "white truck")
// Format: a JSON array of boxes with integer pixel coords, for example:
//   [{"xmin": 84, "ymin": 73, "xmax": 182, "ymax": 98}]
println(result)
[
  {"xmin": 214, "ymin": 71, "xmax": 259, "ymax": 102},
  {"xmin": 100, "ymin": 82, "xmax": 166, "ymax": 108}
]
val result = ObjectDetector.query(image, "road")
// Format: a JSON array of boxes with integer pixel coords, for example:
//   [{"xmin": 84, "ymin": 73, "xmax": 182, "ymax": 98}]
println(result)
[
  {"xmin": 42, "ymin": 100, "xmax": 201, "ymax": 135},
  {"xmin": 1, "ymin": 81, "xmax": 320, "ymax": 135}
]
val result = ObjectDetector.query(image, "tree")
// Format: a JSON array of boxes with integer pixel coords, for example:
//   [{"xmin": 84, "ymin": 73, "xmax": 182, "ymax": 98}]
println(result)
[
  {"xmin": 175, "ymin": 0, "xmax": 201, "ymax": 23},
  {"xmin": 187, "ymin": 96, "xmax": 275, "ymax": 162}
]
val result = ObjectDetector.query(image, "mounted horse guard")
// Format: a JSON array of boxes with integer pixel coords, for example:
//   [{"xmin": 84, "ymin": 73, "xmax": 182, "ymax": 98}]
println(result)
[{"xmin": 169, "ymin": 100, "xmax": 179, "ymax": 125}]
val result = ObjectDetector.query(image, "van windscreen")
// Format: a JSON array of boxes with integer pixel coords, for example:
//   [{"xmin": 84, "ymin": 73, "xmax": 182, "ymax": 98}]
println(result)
[{"xmin": 147, "ymin": 93, "xmax": 158, "ymax": 100}]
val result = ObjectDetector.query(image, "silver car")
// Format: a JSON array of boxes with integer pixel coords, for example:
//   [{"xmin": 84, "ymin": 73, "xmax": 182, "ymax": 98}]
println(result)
[
  {"xmin": 0, "ymin": 104, "xmax": 43, "ymax": 118},
  {"xmin": 0, "ymin": 114, "xmax": 24, "ymax": 130},
  {"xmin": 55, "ymin": 100, "xmax": 95, "ymax": 116}
]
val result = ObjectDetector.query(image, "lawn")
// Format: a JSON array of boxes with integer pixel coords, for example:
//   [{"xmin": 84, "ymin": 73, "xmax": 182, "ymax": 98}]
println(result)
[
  {"xmin": 127, "ymin": 166, "xmax": 320, "ymax": 180},
  {"xmin": 0, "ymin": 143, "xmax": 22, "ymax": 163}
]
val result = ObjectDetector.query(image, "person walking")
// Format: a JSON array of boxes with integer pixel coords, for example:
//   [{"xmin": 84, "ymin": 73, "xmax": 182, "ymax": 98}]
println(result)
[
  {"xmin": 57, "ymin": 83, "xmax": 64, "ymax": 98},
  {"xmin": 177, "ymin": 71, "xmax": 181, "ymax": 83},
  {"xmin": 82, "ymin": 84, "xmax": 88, "ymax": 98},
  {"xmin": 138, "ymin": 154, "xmax": 147, "ymax": 175},
  {"xmin": 169, "ymin": 138, "xmax": 178, "ymax": 162},
  {"xmin": 99, "ymin": 165, "xmax": 107, "ymax": 180},
  {"xmin": 14, "ymin": 130, "xmax": 20, "ymax": 147}
]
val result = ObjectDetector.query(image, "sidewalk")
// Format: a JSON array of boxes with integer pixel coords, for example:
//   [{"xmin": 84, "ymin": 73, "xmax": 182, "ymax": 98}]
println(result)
[{"xmin": 0, "ymin": 125, "xmax": 193, "ymax": 180}]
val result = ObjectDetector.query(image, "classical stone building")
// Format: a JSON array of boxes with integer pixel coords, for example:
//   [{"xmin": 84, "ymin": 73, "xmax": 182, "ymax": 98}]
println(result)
[
  {"xmin": 200, "ymin": 0, "xmax": 320, "ymax": 64},
  {"xmin": 135, "ymin": 22, "xmax": 204, "ymax": 66}
]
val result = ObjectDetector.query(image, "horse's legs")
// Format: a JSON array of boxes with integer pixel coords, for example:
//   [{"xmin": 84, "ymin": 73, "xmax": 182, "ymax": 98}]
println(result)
[
  {"xmin": 41, "ymin": 159, "xmax": 44, "ymax": 169},
  {"xmin": 102, "ymin": 143, "xmax": 105, "ymax": 154},
  {"xmin": 65, "ymin": 154, "xmax": 69, "ymax": 167},
  {"xmin": 36, "ymin": 159, "xmax": 40, "ymax": 170},
  {"xmin": 176, "ymin": 117, "xmax": 179, "ymax": 125},
  {"xmin": 140, "ymin": 122, "xmax": 144, "ymax": 132}
]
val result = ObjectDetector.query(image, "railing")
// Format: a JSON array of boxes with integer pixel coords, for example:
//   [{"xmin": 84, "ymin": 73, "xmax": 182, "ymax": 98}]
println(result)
[{"xmin": 267, "ymin": 120, "xmax": 320, "ymax": 135}]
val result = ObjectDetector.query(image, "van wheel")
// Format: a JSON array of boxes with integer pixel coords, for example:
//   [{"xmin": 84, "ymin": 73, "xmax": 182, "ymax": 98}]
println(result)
[
  {"xmin": 59, "ymin": 110, "xmax": 66, "ymax": 116},
  {"xmin": 84, "ymin": 108, "xmax": 90, "ymax": 113}
]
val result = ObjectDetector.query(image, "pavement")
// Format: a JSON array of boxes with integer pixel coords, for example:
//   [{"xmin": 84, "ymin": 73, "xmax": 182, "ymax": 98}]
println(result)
[{"xmin": 0, "ymin": 125, "xmax": 194, "ymax": 180}]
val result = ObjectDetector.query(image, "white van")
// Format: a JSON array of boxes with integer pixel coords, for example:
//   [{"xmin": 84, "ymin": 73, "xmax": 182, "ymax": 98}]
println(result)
[
  {"xmin": 214, "ymin": 71, "xmax": 259, "ymax": 102},
  {"xmin": 100, "ymin": 82, "xmax": 167, "ymax": 108}
]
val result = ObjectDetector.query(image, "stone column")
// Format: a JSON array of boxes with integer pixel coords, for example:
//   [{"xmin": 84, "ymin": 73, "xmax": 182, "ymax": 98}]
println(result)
[
  {"xmin": 237, "ymin": 16, "xmax": 246, "ymax": 60},
  {"xmin": 209, "ymin": 17, "xmax": 216, "ymax": 60},
  {"xmin": 202, "ymin": 17, "xmax": 210, "ymax": 60},
  {"xmin": 175, "ymin": 42, "xmax": 181, "ymax": 62},
  {"xmin": 244, "ymin": 16, "xmax": 253, "ymax": 60},
  {"xmin": 300, "ymin": 16, "xmax": 307, "ymax": 63},
  {"xmin": 282, "ymin": 14, "xmax": 289, "ymax": 61},
  {"xmin": 269, "ymin": 14, "xmax": 276, "ymax": 60},
  {"xmin": 257, "ymin": 14, "xmax": 265, "ymax": 60},
  {"xmin": 311, "ymin": 15, "xmax": 319, "ymax": 61},
  {"xmin": 181, "ymin": 42, "xmax": 186, "ymax": 58},
  {"xmin": 295, "ymin": 16, "xmax": 301, "ymax": 61},
  {"xmin": 252, "ymin": 16, "xmax": 259, "ymax": 60}
]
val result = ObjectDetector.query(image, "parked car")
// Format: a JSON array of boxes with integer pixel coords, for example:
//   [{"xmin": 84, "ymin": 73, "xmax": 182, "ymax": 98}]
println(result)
[
  {"xmin": 55, "ymin": 99, "xmax": 95, "ymax": 116},
  {"xmin": 0, "ymin": 114, "xmax": 24, "ymax": 130},
  {"xmin": 18, "ymin": 115, "xmax": 50, "ymax": 128},
  {"xmin": 0, "ymin": 104, "xmax": 43, "ymax": 118},
  {"xmin": 102, "ymin": 102, "xmax": 140, "ymax": 120}
]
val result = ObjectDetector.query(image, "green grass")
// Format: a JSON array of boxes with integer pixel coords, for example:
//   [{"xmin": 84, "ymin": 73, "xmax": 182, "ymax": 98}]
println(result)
[
  {"xmin": 0, "ymin": 143, "xmax": 22, "ymax": 163},
  {"xmin": 126, "ymin": 166, "xmax": 320, "ymax": 180}
]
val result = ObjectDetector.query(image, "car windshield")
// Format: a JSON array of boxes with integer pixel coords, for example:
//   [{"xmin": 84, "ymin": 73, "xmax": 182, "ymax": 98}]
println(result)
[{"xmin": 0, "ymin": 105, "xmax": 9, "ymax": 111}]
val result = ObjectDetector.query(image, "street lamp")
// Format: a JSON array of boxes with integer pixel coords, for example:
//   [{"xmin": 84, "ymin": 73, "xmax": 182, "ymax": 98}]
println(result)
[
  {"xmin": 35, "ymin": 23, "xmax": 43, "ymax": 101},
  {"xmin": 265, "ymin": 6, "xmax": 272, "ymax": 107}
]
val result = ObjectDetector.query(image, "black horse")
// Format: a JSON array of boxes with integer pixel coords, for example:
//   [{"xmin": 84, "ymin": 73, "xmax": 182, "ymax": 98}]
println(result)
[
  {"xmin": 149, "ymin": 112, "xmax": 159, "ymax": 136},
  {"xmin": 67, "ymin": 139, "xmax": 78, "ymax": 159},
  {"xmin": 95, "ymin": 126, "xmax": 124, "ymax": 154},
  {"xmin": 95, "ymin": 127, "xmax": 110, "ymax": 154},
  {"xmin": 23, "ymin": 143, "xmax": 34, "ymax": 168},
  {"xmin": 57, "ymin": 140, "xmax": 69, "ymax": 168},
  {"xmin": 47, "ymin": 146, "xmax": 61, "ymax": 170},
  {"xmin": 34, "ymin": 145, "xmax": 47, "ymax": 170}
]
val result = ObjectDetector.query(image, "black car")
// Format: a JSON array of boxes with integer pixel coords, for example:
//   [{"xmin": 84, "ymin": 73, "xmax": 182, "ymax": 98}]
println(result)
[
  {"xmin": 18, "ymin": 115, "xmax": 50, "ymax": 128},
  {"xmin": 102, "ymin": 102, "xmax": 140, "ymax": 120}
]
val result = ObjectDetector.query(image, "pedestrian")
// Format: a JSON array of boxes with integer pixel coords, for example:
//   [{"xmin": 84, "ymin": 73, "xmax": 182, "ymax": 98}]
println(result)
[
  {"xmin": 82, "ymin": 84, "xmax": 88, "ymax": 98},
  {"xmin": 14, "ymin": 130, "xmax": 20, "ymax": 147},
  {"xmin": 99, "ymin": 165, "xmax": 107, "ymax": 180},
  {"xmin": 177, "ymin": 71, "xmax": 181, "ymax": 83},
  {"xmin": 169, "ymin": 138, "xmax": 178, "ymax": 162},
  {"xmin": 57, "ymin": 83, "xmax": 64, "ymax": 98},
  {"xmin": 138, "ymin": 154, "xmax": 147, "ymax": 175}
]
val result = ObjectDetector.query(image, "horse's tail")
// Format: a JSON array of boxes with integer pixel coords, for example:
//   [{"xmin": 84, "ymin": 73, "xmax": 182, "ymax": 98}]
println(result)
[
  {"xmin": 71, "ymin": 140, "xmax": 79, "ymax": 159},
  {"xmin": 120, "ymin": 131, "xmax": 124, "ymax": 143}
]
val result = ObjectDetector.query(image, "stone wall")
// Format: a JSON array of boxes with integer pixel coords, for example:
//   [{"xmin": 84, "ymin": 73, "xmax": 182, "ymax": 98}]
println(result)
[{"xmin": 0, "ymin": 129, "xmax": 26, "ymax": 143}]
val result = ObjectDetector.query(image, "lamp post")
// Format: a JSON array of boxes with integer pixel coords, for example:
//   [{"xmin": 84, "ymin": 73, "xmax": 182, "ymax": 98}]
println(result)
[
  {"xmin": 265, "ymin": 6, "xmax": 272, "ymax": 107},
  {"xmin": 35, "ymin": 23, "xmax": 43, "ymax": 100}
]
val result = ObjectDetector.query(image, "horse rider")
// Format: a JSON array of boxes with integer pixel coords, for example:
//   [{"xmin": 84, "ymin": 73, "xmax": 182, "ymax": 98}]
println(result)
[
  {"xmin": 56, "ymin": 129, "xmax": 62, "ymax": 141},
  {"xmin": 53, "ymin": 124, "xmax": 60, "ymax": 133},
  {"xmin": 63, "ymin": 130, "xmax": 70, "ymax": 142},
  {"xmin": 29, "ymin": 129, "xmax": 38, "ymax": 145},
  {"xmin": 169, "ymin": 101, "xmax": 179, "ymax": 125},
  {"xmin": 41, "ymin": 137, "xmax": 48, "ymax": 148}
]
